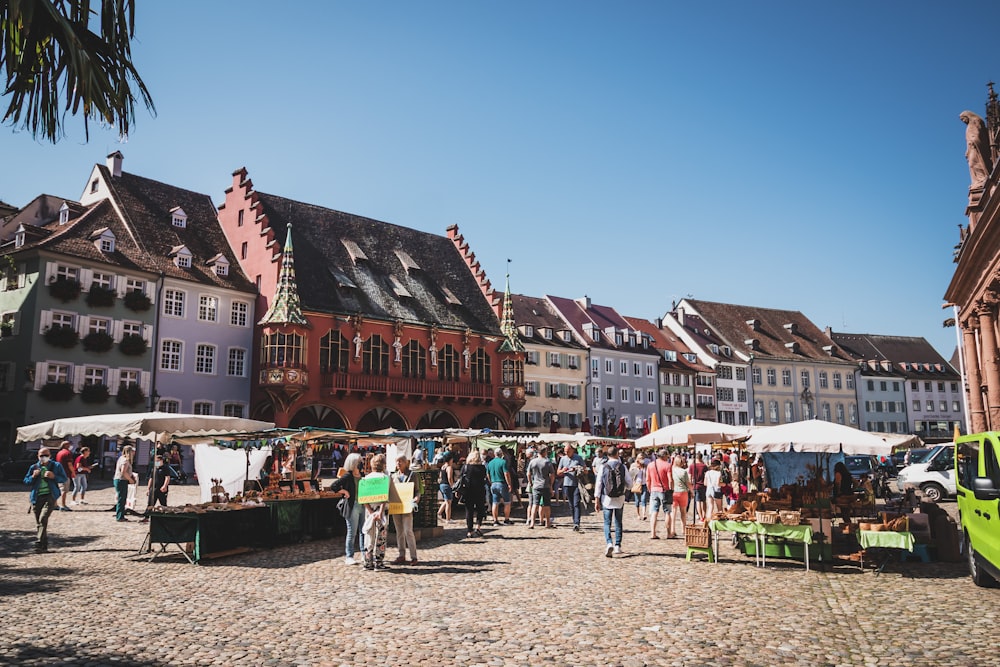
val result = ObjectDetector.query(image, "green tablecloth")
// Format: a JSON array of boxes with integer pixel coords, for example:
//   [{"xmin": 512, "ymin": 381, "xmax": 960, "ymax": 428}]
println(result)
[
  {"xmin": 149, "ymin": 506, "xmax": 270, "ymax": 562},
  {"xmin": 708, "ymin": 520, "xmax": 812, "ymax": 543},
  {"xmin": 708, "ymin": 520, "xmax": 758, "ymax": 535},
  {"xmin": 858, "ymin": 530, "xmax": 914, "ymax": 551}
]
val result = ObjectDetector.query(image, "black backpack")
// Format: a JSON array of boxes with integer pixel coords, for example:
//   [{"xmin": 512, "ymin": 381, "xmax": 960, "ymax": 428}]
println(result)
[
  {"xmin": 603, "ymin": 461, "xmax": 626, "ymax": 498},
  {"xmin": 720, "ymin": 467, "xmax": 732, "ymax": 485}
]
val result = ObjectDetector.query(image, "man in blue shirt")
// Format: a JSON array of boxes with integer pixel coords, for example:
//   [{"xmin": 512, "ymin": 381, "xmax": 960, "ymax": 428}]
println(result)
[
  {"xmin": 24, "ymin": 446, "xmax": 69, "ymax": 553},
  {"xmin": 557, "ymin": 444, "xmax": 586, "ymax": 532},
  {"xmin": 486, "ymin": 447, "xmax": 513, "ymax": 526}
]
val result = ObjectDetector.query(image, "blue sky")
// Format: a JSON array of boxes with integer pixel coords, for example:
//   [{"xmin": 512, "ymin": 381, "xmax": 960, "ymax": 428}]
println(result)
[{"xmin": 1, "ymin": 1, "xmax": 994, "ymax": 358}]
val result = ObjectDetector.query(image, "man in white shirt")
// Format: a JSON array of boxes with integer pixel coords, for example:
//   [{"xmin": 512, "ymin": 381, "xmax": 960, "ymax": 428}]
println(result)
[{"xmin": 594, "ymin": 445, "xmax": 631, "ymax": 557}]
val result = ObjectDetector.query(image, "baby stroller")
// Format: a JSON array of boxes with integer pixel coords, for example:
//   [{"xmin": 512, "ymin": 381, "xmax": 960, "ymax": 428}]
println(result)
[{"xmin": 167, "ymin": 462, "xmax": 187, "ymax": 484}]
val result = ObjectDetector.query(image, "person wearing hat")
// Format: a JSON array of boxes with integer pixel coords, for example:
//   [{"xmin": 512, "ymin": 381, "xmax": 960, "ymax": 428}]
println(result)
[{"xmin": 24, "ymin": 447, "xmax": 69, "ymax": 552}]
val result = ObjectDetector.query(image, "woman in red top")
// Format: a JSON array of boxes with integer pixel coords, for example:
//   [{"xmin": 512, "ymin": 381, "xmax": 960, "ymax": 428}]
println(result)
[{"xmin": 71, "ymin": 446, "xmax": 92, "ymax": 505}]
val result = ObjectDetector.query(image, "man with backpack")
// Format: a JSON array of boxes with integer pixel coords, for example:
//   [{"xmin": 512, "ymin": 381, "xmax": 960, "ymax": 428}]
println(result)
[{"xmin": 594, "ymin": 445, "xmax": 631, "ymax": 558}]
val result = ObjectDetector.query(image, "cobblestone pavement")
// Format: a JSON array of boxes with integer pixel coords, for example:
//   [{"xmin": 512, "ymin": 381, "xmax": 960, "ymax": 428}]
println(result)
[{"xmin": 0, "ymin": 479, "xmax": 997, "ymax": 667}]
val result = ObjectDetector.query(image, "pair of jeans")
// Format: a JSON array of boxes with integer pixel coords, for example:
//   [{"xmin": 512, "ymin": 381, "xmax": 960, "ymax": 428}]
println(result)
[
  {"xmin": 603, "ymin": 506, "xmax": 623, "ymax": 547},
  {"xmin": 344, "ymin": 500, "xmax": 365, "ymax": 558},
  {"xmin": 72, "ymin": 474, "xmax": 88, "ymax": 498},
  {"xmin": 564, "ymin": 484, "xmax": 581, "ymax": 526},
  {"xmin": 113, "ymin": 478, "xmax": 129, "ymax": 520}
]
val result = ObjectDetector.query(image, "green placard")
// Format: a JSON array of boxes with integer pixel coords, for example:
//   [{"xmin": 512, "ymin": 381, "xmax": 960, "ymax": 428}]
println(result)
[{"xmin": 357, "ymin": 475, "xmax": 390, "ymax": 504}]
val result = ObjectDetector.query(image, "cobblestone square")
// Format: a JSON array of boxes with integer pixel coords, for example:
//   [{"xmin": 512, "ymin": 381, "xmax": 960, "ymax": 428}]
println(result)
[{"xmin": 0, "ymin": 480, "xmax": 996, "ymax": 667}]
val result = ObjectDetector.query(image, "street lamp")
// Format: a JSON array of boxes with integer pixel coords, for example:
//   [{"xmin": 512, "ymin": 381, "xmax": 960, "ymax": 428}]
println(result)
[{"xmin": 149, "ymin": 389, "xmax": 160, "ymax": 412}]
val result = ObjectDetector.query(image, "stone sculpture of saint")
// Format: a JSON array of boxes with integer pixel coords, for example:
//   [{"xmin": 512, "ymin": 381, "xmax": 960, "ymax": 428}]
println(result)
[
  {"xmin": 353, "ymin": 332, "xmax": 363, "ymax": 359},
  {"xmin": 392, "ymin": 335, "xmax": 402, "ymax": 363},
  {"xmin": 961, "ymin": 110, "xmax": 993, "ymax": 188}
]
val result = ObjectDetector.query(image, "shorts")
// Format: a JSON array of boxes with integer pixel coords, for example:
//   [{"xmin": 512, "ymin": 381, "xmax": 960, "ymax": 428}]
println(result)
[
  {"xmin": 693, "ymin": 487, "xmax": 707, "ymax": 503},
  {"xmin": 672, "ymin": 491, "xmax": 689, "ymax": 508},
  {"xmin": 649, "ymin": 490, "xmax": 672, "ymax": 513},
  {"xmin": 532, "ymin": 488, "xmax": 552, "ymax": 506},
  {"xmin": 439, "ymin": 483, "xmax": 453, "ymax": 501},
  {"xmin": 490, "ymin": 482, "xmax": 510, "ymax": 505}
]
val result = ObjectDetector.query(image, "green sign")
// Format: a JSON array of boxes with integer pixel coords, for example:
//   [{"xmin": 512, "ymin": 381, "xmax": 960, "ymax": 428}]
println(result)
[{"xmin": 357, "ymin": 475, "xmax": 390, "ymax": 504}]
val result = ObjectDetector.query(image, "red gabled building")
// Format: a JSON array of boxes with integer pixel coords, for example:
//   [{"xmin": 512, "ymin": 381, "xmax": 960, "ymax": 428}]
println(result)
[{"xmin": 216, "ymin": 168, "xmax": 525, "ymax": 430}]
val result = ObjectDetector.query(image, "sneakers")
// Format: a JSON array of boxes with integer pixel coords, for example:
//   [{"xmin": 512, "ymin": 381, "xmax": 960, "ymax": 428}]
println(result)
[
  {"xmin": 344, "ymin": 557, "xmax": 357, "ymax": 566},
  {"xmin": 363, "ymin": 562, "xmax": 375, "ymax": 571},
  {"xmin": 116, "ymin": 517, "xmax": 129, "ymax": 522},
  {"xmin": 79, "ymin": 500, "xmax": 89, "ymax": 505},
  {"xmin": 409, "ymin": 559, "xmax": 419, "ymax": 565},
  {"xmin": 504, "ymin": 520, "xmax": 515, "ymax": 526},
  {"xmin": 613, "ymin": 545, "xmax": 622, "ymax": 555},
  {"xmin": 572, "ymin": 525, "xmax": 581, "ymax": 533},
  {"xmin": 58, "ymin": 506, "xmax": 72, "ymax": 512},
  {"xmin": 605, "ymin": 544, "xmax": 614, "ymax": 558}
]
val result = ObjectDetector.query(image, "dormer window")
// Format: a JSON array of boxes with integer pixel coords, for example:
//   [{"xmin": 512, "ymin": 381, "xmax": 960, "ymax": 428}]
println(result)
[
  {"xmin": 388, "ymin": 275, "xmax": 411, "ymax": 298},
  {"xmin": 90, "ymin": 227, "xmax": 116, "ymax": 253},
  {"xmin": 170, "ymin": 207, "xmax": 187, "ymax": 229},
  {"xmin": 342, "ymin": 239, "xmax": 368, "ymax": 263},
  {"xmin": 542, "ymin": 327, "xmax": 553, "ymax": 340},
  {"xmin": 561, "ymin": 330, "xmax": 572, "ymax": 342},
  {"xmin": 59, "ymin": 202, "xmax": 70, "ymax": 225},
  {"xmin": 395, "ymin": 249, "xmax": 420, "ymax": 272},
  {"xmin": 441, "ymin": 286, "xmax": 461, "ymax": 305},
  {"xmin": 14, "ymin": 225, "xmax": 25, "ymax": 248},
  {"xmin": 206, "ymin": 253, "xmax": 230, "ymax": 277},
  {"xmin": 170, "ymin": 245, "xmax": 193, "ymax": 269},
  {"xmin": 615, "ymin": 333, "xmax": 623, "ymax": 345},
  {"xmin": 523, "ymin": 325, "xmax": 534, "ymax": 337},
  {"xmin": 215, "ymin": 264, "xmax": 228, "ymax": 276}
]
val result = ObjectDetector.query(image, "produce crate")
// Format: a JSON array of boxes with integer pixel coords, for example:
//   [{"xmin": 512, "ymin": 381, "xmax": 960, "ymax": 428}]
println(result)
[
  {"xmin": 685, "ymin": 523, "xmax": 711, "ymax": 549},
  {"xmin": 755, "ymin": 510, "xmax": 779, "ymax": 524}
]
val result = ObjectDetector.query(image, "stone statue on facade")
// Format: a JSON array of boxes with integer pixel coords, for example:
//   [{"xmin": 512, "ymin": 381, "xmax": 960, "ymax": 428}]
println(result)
[{"xmin": 961, "ymin": 110, "xmax": 993, "ymax": 188}]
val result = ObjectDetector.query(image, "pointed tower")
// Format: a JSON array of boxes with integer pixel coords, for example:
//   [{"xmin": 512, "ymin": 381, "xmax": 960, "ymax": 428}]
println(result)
[
  {"xmin": 258, "ymin": 224, "xmax": 310, "ymax": 417},
  {"xmin": 495, "ymin": 261, "xmax": 526, "ymax": 419}
]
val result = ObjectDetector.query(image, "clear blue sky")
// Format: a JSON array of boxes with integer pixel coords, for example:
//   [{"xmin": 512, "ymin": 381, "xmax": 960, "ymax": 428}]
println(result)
[{"xmin": 1, "ymin": 1, "xmax": 994, "ymax": 359}]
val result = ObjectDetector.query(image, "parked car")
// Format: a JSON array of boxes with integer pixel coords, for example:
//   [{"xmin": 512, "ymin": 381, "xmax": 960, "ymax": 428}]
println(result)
[
  {"xmin": 895, "ymin": 443, "xmax": 955, "ymax": 502},
  {"xmin": 956, "ymin": 432, "xmax": 1000, "ymax": 586},
  {"xmin": 844, "ymin": 455, "xmax": 877, "ymax": 479},
  {"xmin": 891, "ymin": 447, "xmax": 931, "ymax": 469}
]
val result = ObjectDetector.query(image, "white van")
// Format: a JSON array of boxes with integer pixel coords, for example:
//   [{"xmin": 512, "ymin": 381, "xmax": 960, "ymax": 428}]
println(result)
[{"xmin": 895, "ymin": 444, "xmax": 956, "ymax": 502}]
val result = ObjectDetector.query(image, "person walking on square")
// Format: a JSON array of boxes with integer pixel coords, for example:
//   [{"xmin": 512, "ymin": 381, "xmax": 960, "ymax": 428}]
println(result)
[
  {"xmin": 113, "ymin": 445, "xmax": 137, "ymax": 522},
  {"xmin": 54, "ymin": 441, "xmax": 76, "ymax": 511},
  {"xmin": 24, "ymin": 446, "xmax": 68, "ymax": 553},
  {"xmin": 437, "ymin": 452, "xmax": 456, "ymax": 524},
  {"xmin": 557, "ymin": 444, "xmax": 586, "ymax": 531},
  {"xmin": 594, "ymin": 445, "xmax": 631, "ymax": 557},
  {"xmin": 646, "ymin": 448, "xmax": 674, "ymax": 539},
  {"xmin": 330, "ymin": 452, "xmax": 364, "ymax": 565},
  {"xmin": 486, "ymin": 447, "xmax": 513, "ymax": 526},
  {"xmin": 688, "ymin": 452, "xmax": 708, "ymax": 523},
  {"xmin": 391, "ymin": 455, "xmax": 420, "ymax": 565},
  {"xmin": 148, "ymin": 454, "xmax": 170, "ymax": 507},
  {"xmin": 526, "ymin": 446, "xmax": 556, "ymax": 528},
  {"xmin": 461, "ymin": 448, "xmax": 489, "ymax": 538},
  {"xmin": 72, "ymin": 446, "xmax": 92, "ymax": 505},
  {"xmin": 361, "ymin": 454, "xmax": 390, "ymax": 571},
  {"xmin": 670, "ymin": 455, "xmax": 691, "ymax": 536},
  {"xmin": 629, "ymin": 456, "xmax": 648, "ymax": 521}
]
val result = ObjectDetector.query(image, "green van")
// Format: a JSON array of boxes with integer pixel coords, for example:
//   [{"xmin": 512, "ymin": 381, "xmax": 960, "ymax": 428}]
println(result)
[{"xmin": 956, "ymin": 432, "xmax": 1000, "ymax": 586}]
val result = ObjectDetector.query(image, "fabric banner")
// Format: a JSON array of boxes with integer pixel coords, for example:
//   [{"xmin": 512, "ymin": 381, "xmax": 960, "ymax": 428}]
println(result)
[
  {"xmin": 388, "ymin": 481, "xmax": 414, "ymax": 515},
  {"xmin": 194, "ymin": 443, "xmax": 272, "ymax": 503},
  {"xmin": 358, "ymin": 475, "xmax": 390, "ymax": 504}
]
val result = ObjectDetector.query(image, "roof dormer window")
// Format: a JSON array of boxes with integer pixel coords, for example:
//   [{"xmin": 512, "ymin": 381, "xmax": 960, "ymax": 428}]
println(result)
[
  {"xmin": 561, "ymin": 330, "xmax": 572, "ymax": 342},
  {"xmin": 170, "ymin": 207, "xmax": 187, "ymax": 229},
  {"xmin": 206, "ymin": 253, "xmax": 230, "ymax": 277},
  {"xmin": 342, "ymin": 239, "xmax": 368, "ymax": 263},
  {"xmin": 14, "ymin": 230, "xmax": 25, "ymax": 248},
  {"xmin": 395, "ymin": 249, "xmax": 420, "ymax": 272},
  {"xmin": 523, "ymin": 325, "xmax": 534, "ymax": 337},
  {"xmin": 542, "ymin": 327, "xmax": 552, "ymax": 340},
  {"xmin": 59, "ymin": 202, "xmax": 70, "ymax": 225},
  {"xmin": 170, "ymin": 244, "xmax": 193, "ymax": 269},
  {"xmin": 90, "ymin": 227, "xmax": 116, "ymax": 253}
]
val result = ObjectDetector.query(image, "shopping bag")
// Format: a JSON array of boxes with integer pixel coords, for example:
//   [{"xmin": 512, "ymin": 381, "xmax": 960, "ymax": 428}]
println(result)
[{"xmin": 388, "ymin": 481, "xmax": 414, "ymax": 515}]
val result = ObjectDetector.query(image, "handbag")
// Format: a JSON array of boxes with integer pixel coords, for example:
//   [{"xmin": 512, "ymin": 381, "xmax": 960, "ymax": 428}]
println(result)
[
  {"xmin": 630, "ymin": 479, "xmax": 643, "ymax": 494},
  {"xmin": 337, "ymin": 496, "xmax": 351, "ymax": 519},
  {"xmin": 452, "ymin": 468, "xmax": 468, "ymax": 502}
]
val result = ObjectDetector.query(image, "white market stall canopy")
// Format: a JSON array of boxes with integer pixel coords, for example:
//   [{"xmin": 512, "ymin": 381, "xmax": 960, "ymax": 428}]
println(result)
[
  {"xmin": 744, "ymin": 419, "xmax": 912, "ymax": 456},
  {"xmin": 634, "ymin": 419, "xmax": 750, "ymax": 449},
  {"xmin": 16, "ymin": 412, "xmax": 275, "ymax": 444}
]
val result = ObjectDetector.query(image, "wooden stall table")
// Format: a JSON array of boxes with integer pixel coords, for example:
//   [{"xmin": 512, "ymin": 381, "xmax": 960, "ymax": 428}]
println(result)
[
  {"xmin": 146, "ymin": 506, "xmax": 269, "ymax": 564},
  {"xmin": 857, "ymin": 530, "xmax": 915, "ymax": 575},
  {"xmin": 708, "ymin": 520, "xmax": 763, "ymax": 566},
  {"xmin": 754, "ymin": 522, "xmax": 813, "ymax": 571}
]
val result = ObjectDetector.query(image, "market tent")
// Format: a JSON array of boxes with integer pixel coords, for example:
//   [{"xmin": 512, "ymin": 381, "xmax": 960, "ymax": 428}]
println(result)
[
  {"xmin": 634, "ymin": 419, "xmax": 749, "ymax": 450},
  {"xmin": 16, "ymin": 411, "xmax": 275, "ymax": 443},
  {"xmin": 868, "ymin": 432, "xmax": 923, "ymax": 450},
  {"xmin": 744, "ymin": 419, "xmax": 896, "ymax": 456}
]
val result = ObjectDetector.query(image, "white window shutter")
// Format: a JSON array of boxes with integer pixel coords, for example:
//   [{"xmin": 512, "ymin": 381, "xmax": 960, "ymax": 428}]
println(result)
[
  {"xmin": 44, "ymin": 263, "xmax": 57, "ymax": 285},
  {"xmin": 72, "ymin": 366, "xmax": 85, "ymax": 392},
  {"xmin": 34, "ymin": 362, "xmax": 46, "ymax": 390},
  {"xmin": 143, "ymin": 324, "xmax": 153, "ymax": 343},
  {"xmin": 80, "ymin": 269, "xmax": 93, "ymax": 289},
  {"xmin": 39, "ymin": 310, "xmax": 52, "ymax": 334},
  {"xmin": 107, "ymin": 369, "xmax": 120, "ymax": 394},
  {"xmin": 139, "ymin": 371, "xmax": 150, "ymax": 395},
  {"xmin": 17, "ymin": 265, "xmax": 26, "ymax": 288},
  {"xmin": 11, "ymin": 312, "xmax": 20, "ymax": 336},
  {"xmin": 77, "ymin": 315, "xmax": 90, "ymax": 336},
  {"xmin": 146, "ymin": 281, "xmax": 157, "ymax": 304},
  {"xmin": 111, "ymin": 320, "xmax": 123, "ymax": 342},
  {"xmin": 0, "ymin": 274, "xmax": 5, "ymax": 291},
  {"xmin": 115, "ymin": 277, "xmax": 127, "ymax": 297}
]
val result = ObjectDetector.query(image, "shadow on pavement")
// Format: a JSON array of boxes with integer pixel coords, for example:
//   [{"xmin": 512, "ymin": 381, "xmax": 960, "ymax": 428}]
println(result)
[
  {"xmin": 0, "ymin": 563, "xmax": 78, "ymax": 597},
  {"xmin": 0, "ymin": 530, "xmax": 106, "ymax": 560},
  {"xmin": 0, "ymin": 642, "xmax": 168, "ymax": 667}
]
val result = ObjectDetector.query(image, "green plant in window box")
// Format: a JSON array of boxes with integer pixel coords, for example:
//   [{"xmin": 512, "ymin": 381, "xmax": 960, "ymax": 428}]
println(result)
[
  {"xmin": 118, "ymin": 333, "xmax": 147, "ymax": 355},
  {"xmin": 82, "ymin": 331, "xmax": 114, "ymax": 352},
  {"xmin": 0, "ymin": 320, "xmax": 12, "ymax": 337},
  {"xmin": 86, "ymin": 284, "xmax": 117, "ymax": 307},
  {"xmin": 39, "ymin": 381, "xmax": 74, "ymax": 401},
  {"xmin": 43, "ymin": 324, "xmax": 79, "ymax": 348},
  {"xmin": 80, "ymin": 383, "xmax": 110, "ymax": 404},
  {"xmin": 123, "ymin": 289, "xmax": 151, "ymax": 312},
  {"xmin": 116, "ymin": 383, "xmax": 145, "ymax": 407},
  {"xmin": 48, "ymin": 276, "xmax": 82, "ymax": 302}
]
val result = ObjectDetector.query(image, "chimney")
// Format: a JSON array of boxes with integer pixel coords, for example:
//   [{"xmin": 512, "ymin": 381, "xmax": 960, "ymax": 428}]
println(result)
[
  {"xmin": 576, "ymin": 295, "xmax": 591, "ymax": 310},
  {"xmin": 107, "ymin": 151, "xmax": 123, "ymax": 178},
  {"xmin": 746, "ymin": 319, "xmax": 761, "ymax": 331},
  {"xmin": 655, "ymin": 317, "xmax": 662, "ymax": 329}
]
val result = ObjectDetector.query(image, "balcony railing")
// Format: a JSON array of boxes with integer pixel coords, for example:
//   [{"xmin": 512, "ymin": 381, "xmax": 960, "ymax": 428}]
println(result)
[{"xmin": 321, "ymin": 372, "xmax": 494, "ymax": 400}]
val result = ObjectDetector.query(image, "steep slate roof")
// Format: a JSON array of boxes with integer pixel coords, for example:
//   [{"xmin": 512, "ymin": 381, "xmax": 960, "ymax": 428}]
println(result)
[
  {"xmin": 511, "ymin": 294, "xmax": 586, "ymax": 350},
  {"xmin": 254, "ymin": 192, "xmax": 501, "ymax": 335},
  {"xmin": 830, "ymin": 332, "xmax": 960, "ymax": 379},
  {"xmin": 624, "ymin": 316, "xmax": 710, "ymax": 373},
  {"xmin": 680, "ymin": 299, "xmax": 854, "ymax": 366},
  {"xmin": 99, "ymin": 167, "xmax": 255, "ymax": 292},
  {"xmin": 546, "ymin": 295, "xmax": 660, "ymax": 358}
]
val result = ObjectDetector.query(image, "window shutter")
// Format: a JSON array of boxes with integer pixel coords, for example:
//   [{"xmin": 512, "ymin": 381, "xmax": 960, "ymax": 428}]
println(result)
[
  {"xmin": 0, "ymin": 274, "xmax": 5, "ymax": 291},
  {"xmin": 72, "ymin": 366, "xmax": 85, "ymax": 392},
  {"xmin": 107, "ymin": 369, "xmax": 120, "ymax": 394},
  {"xmin": 111, "ymin": 320, "xmax": 123, "ymax": 342},
  {"xmin": 44, "ymin": 263, "xmax": 57, "ymax": 285},
  {"xmin": 39, "ymin": 310, "xmax": 52, "ymax": 334},
  {"xmin": 11, "ymin": 312, "xmax": 20, "ymax": 336},
  {"xmin": 17, "ymin": 265, "xmax": 26, "ymax": 289},
  {"xmin": 34, "ymin": 362, "xmax": 46, "ymax": 390},
  {"xmin": 146, "ymin": 281, "xmax": 157, "ymax": 304},
  {"xmin": 79, "ymin": 269, "xmax": 93, "ymax": 289},
  {"xmin": 143, "ymin": 324, "xmax": 153, "ymax": 344},
  {"xmin": 77, "ymin": 315, "xmax": 90, "ymax": 336},
  {"xmin": 140, "ymin": 371, "xmax": 150, "ymax": 395}
]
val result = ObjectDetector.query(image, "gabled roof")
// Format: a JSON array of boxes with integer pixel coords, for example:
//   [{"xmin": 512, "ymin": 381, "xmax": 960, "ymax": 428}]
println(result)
[
  {"xmin": 546, "ymin": 295, "xmax": 659, "ymax": 357},
  {"xmin": 511, "ymin": 294, "xmax": 586, "ymax": 350},
  {"xmin": 624, "ymin": 316, "xmax": 710, "ymax": 373},
  {"xmin": 678, "ymin": 299, "xmax": 854, "ymax": 366},
  {"xmin": 253, "ymin": 192, "xmax": 501, "ymax": 335},
  {"xmin": 830, "ymin": 331, "xmax": 959, "ymax": 379}
]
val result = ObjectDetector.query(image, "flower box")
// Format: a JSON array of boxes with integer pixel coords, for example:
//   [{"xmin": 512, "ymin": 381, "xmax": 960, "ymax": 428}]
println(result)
[
  {"xmin": 43, "ymin": 324, "xmax": 79, "ymax": 348},
  {"xmin": 118, "ymin": 333, "xmax": 148, "ymax": 356},
  {"xmin": 39, "ymin": 382, "xmax": 74, "ymax": 401},
  {"xmin": 85, "ymin": 285, "xmax": 117, "ymax": 307},
  {"xmin": 82, "ymin": 331, "xmax": 114, "ymax": 353},
  {"xmin": 48, "ymin": 276, "xmax": 82, "ymax": 302},
  {"xmin": 80, "ymin": 383, "xmax": 110, "ymax": 404},
  {"xmin": 123, "ymin": 290, "xmax": 152, "ymax": 312},
  {"xmin": 116, "ymin": 383, "xmax": 145, "ymax": 407}
]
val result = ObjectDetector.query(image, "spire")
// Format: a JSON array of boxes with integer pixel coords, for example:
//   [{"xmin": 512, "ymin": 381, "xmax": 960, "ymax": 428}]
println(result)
[
  {"xmin": 988, "ymin": 81, "xmax": 1000, "ymax": 165},
  {"xmin": 498, "ymin": 259, "xmax": 523, "ymax": 352},
  {"xmin": 259, "ymin": 224, "xmax": 309, "ymax": 326}
]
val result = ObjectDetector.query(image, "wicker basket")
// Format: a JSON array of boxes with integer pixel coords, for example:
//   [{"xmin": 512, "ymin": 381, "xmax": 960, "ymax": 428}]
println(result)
[
  {"xmin": 755, "ymin": 510, "xmax": 779, "ymax": 524},
  {"xmin": 684, "ymin": 523, "xmax": 711, "ymax": 549},
  {"xmin": 778, "ymin": 510, "xmax": 802, "ymax": 525}
]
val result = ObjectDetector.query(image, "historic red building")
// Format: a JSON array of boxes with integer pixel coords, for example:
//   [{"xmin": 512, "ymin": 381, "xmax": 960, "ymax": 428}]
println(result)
[{"xmin": 217, "ymin": 168, "xmax": 525, "ymax": 430}]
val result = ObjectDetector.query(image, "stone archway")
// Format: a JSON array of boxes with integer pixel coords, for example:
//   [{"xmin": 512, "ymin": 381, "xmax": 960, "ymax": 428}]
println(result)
[
  {"xmin": 356, "ymin": 407, "xmax": 407, "ymax": 432},
  {"xmin": 415, "ymin": 409, "xmax": 460, "ymax": 430},
  {"xmin": 469, "ymin": 412, "xmax": 504, "ymax": 430},
  {"xmin": 251, "ymin": 401, "xmax": 274, "ymax": 423},
  {"xmin": 289, "ymin": 404, "xmax": 348, "ymax": 429}
]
